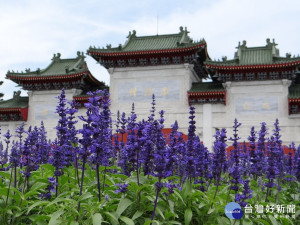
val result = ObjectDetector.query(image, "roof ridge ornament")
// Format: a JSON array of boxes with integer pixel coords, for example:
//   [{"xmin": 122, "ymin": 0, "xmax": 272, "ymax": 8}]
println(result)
[
  {"xmin": 13, "ymin": 90, "xmax": 21, "ymax": 100},
  {"xmin": 179, "ymin": 26, "xmax": 192, "ymax": 44},
  {"xmin": 77, "ymin": 51, "xmax": 85, "ymax": 58},
  {"xmin": 52, "ymin": 53, "xmax": 61, "ymax": 62}
]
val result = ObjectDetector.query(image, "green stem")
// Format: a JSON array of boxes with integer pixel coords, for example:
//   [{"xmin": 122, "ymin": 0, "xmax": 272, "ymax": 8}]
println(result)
[{"xmin": 5, "ymin": 168, "xmax": 13, "ymax": 206}]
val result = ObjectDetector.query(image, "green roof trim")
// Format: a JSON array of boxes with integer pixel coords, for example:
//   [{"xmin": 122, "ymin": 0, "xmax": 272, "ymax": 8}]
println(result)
[
  {"xmin": 0, "ymin": 93, "xmax": 28, "ymax": 109},
  {"xmin": 88, "ymin": 27, "xmax": 205, "ymax": 54},
  {"xmin": 205, "ymin": 39, "xmax": 300, "ymax": 67},
  {"xmin": 189, "ymin": 82, "xmax": 225, "ymax": 92},
  {"xmin": 6, "ymin": 52, "xmax": 88, "ymax": 78}
]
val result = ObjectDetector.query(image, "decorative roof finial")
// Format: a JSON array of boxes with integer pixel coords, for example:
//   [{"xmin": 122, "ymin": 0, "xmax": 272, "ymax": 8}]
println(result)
[
  {"xmin": 222, "ymin": 56, "xmax": 227, "ymax": 62},
  {"xmin": 13, "ymin": 90, "xmax": 21, "ymax": 99},
  {"xmin": 242, "ymin": 40, "xmax": 247, "ymax": 47},
  {"xmin": 179, "ymin": 26, "xmax": 184, "ymax": 34},
  {"xmin": 132, "ymin": 30, "xmax": 136, "ymax": 37}
]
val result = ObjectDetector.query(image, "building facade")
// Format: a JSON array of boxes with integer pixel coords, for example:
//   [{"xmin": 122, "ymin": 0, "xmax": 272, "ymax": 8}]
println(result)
[{"xmin": 1, "ymin": 28, "xmax": 300, "ymax": 150}]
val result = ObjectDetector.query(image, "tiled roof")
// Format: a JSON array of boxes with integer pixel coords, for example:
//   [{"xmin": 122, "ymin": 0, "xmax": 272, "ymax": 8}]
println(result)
[
  {"xmin": 6, "ymin": 52, "xmax": 88, "ymax": 78},
  {"xmin": 189, "ymin": 82, "xmax": 225, "ymax": 92},
  {"xmin": 204, "ymin": 39, "xmax": 300, "ymax": 68},
  {"xmin": 0, "ymin": 95, "xmax": 28, "ymax": 109},
  {"xmin": 88, "ymin": 27, "xmax": 205, "ymax": 55}
]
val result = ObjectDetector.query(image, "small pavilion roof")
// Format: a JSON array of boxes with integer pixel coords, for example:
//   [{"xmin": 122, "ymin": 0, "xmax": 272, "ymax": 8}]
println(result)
[
  {"xmin": 7, "ymin": 52, "xmax": 87, "ymax": 79},
  {"xmin": 0, "ymin": 91, "xmax": 28, "ymax": 110},
  {"xmin": 188, "ymin": 82, "xmax": 225, "ymax": 93},
  {"xmin": 205, "ymin": 39, "xmax": 300, "ymax": 69},
  {"xmin": 6, "ymin": 52, "xmax": 106, "ymax": 90},
  {"xmin": 88, "ymin": 27, "xmax": 206, "ymax": 57}
]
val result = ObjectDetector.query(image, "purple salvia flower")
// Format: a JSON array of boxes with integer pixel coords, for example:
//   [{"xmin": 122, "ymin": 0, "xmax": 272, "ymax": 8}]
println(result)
[
  {"xmin": 294, "ymin": 145, "xmax": 300, "ymax": 181},
  {"xmin": 185, "ymin": 106, "xmax": 197, "ymax": 182},
  {"xmin": 264, "ymin": 136, "xmax": 280, "ymax": 191},
  {"xmin": 256, "ymin": 122, "xmax": 268, "ymax": 176},
  {"xmin": 40, "ymin": 177, "xmax": 57, "ymax": 200},
  {"xmin": 114, "ymin": 183, "xmax": 129, "ymax": 194},
  {"xmin": 212, "ymin": 128, "xmax": 227, "ymax": 181},
  {"xmin": 152, "ymin": 110, "xmax": 170, "ymax": 179},
  {"xmin": 229, "ymin": 119, "xmax": 242, "ymax": 192},
  {"xmin": 55, "ymin": 88, "xmax": 70, "ymax": 167},
  {"xmin": 235, "ymin": 179, "xmax": 253, "ymax": 207},
  {"xmin": 9, "ymin": 141, "xmax": 21, "ymax": 168},
  {"xmin": 1, "ymin": 130, "xmax": 12, "ymax": 169}
]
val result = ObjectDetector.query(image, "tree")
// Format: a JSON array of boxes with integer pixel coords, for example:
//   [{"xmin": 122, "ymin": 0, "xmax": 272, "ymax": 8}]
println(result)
[{"xmin": 0, "ymin": 81, "xmax": 4, "ymax": 101}]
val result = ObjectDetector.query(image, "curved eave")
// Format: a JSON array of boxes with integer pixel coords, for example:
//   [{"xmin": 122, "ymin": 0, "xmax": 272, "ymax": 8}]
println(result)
[
  {"xmin": 205, "ymin": 60, "xmax": 300, "ymax": 70},
  {"xmin": 288, "ymin": 98, "xmax": 300, "ymax": 103},
  {"xmin": 86, "ymin": 71, "xmax": 106, "ymax": 87},
  {"xmin": 188, "ymin": 91, "xmax": 225, "ymax": 96},
  {"xmin": 88, "ymin": 43, "xmax": 206, "ymax": 57},
  {"xmin": 6, "ymin": 70, "xmax": 89, "ymax": 81}
]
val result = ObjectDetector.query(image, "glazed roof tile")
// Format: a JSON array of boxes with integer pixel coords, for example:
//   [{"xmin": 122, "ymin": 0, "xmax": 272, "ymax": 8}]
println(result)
[
  {"xmin": 205, "ymin": 39, "xmax": 300, "ymax": 68},
  {"xmin": 88, "ymin": 27, "xmax": 205, "ymax": 54},
  {"xmin": 189, "ymin": 82, "xmax": 225, "ymax": 92},
  {"xmin": 6, "ymin": 52, "xmax": 88, "ymax": 78},
  {"xmin": 0, "ymin": 95, "xmax": 28, "ymax": 109}
]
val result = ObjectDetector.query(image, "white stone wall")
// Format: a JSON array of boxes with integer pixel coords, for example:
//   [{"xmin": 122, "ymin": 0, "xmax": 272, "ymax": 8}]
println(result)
[
  {"xmin": 2, "ymin": 69, "xmax": 300, "ymax": 152},
  {"xmin": 109, "ymin": 63, "xmax": 200, "ymax": 130}
]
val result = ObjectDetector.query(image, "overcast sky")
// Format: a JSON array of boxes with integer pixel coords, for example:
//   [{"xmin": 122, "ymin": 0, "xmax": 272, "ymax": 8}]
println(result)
[{"xmin": 1, "ymin": 0, "xmax": 300, "ymax": 99}]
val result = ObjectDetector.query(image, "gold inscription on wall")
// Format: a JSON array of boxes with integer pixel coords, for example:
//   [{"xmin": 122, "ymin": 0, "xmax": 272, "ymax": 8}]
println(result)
[
  {"xmin": 243, "ymin": 101, "xmax": 252, "ymax": 110},
  {"xmin": 262, "ymin": 102, "xmax": 270, "ymax": 110},
  {"xmin": 144, "ymin": 88, "xmax": 152, "ymax": 96},
  {"xmin": 161, "ymin": 87, "xmax": 169, "ymax": 96},
  {"xmin": 129, "ymin": 87, "xmax": 137, "ymax": 97}
]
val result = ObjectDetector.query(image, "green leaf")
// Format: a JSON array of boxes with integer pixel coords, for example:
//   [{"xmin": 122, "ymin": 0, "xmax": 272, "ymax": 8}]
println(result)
[
  {"xmin": 173, "ymin": 189, "xmax": 185, "ymax": 205},
  {"xmin": 46, "ymin": 197, "xmax": 76, "ymax": 208},
  {"xmin": 184, "ymin": 208, "xmax": 193, "ymax": 225},
  {"xmin": 70, "ymin": 222, "xmax": 79, "ymax": 225},
  {"xmin": 33, "ymin": 215, "xmax": 51, "ymax": 224},
  {"xmin": 27, "ymin": 200, "xmax": 49, "ymax": 214},
  {"xmin": 104, "ymin": 212, "xmax": 119, "ymax": 225},
  {"xmin": 182, "ymin": 181, "xmax": 192, "ymax": 199},
  {"xmin": 168, "ymin": 200, "xmax": 175, "ymax": 213},
  {"xmin": 198, "ymin": 202, "xmax": 206, "ymax": 209},
  {"xmin": 132, "ymin": 211, "xmax": 143, "ymax": 221},
  {"xmin": 31, "ymin": 182, "xmax": 48, "ymax": 191},
  {"xmin": 156, "ymin": 207, "xmax": 165, "ymax": 220},
  {"xmin": 120, "ymin": 216, "xmax": 135, "ymax": 225},
  {"xmin": 268, "ymin": 215, "xmax": 278, "ymax": 225},
  {"xmin": 242, "ymin": 218, "xmax": 254, "ymax": 225},
  {"xmin": 166, "ymin": 221, "xmax": 182, "ymax": 225},
  {"xmin": 48, "ymin": 209, "xmax": 64, "ymax": 225},
  {"xmin": 255, "ymin": 218, "xmax": 270, "ymax": 225},
  {"xmin": 217, "ymin": 217, "xmax": 230, "ymax": 225},
  {"xmin": 78, "ymin": 192, "xmax": 93, "ymax": 202},
  {"xmin": 0, "ymin": 171, "xmax": 11, "ymax": 179},
  {"xmin": 207, "ymin": 206, "xmax": 215, "ymax": 214},
  {"xmin": 24, "ymin": 190, "xmax": 40, "ymax": 199},
  {"xmin": 92, "ymin": 213, "xmax": 103, "ymax": 225},
  {"xmin": 116, "ymin": 198, "xmax": 132, "ymax": 217}
]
